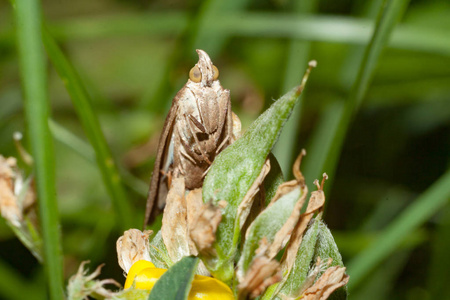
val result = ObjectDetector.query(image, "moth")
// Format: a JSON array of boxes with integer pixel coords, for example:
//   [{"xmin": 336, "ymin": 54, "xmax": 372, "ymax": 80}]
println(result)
[{"xmin": 144, "ymin": 49, "xmax": 240, "ymax": 226}]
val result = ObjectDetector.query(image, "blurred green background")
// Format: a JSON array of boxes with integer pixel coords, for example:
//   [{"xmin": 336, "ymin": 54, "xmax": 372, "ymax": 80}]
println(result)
[{"xmin": 0, "ymin": 0, "xmax": 449, "ymax": 299}]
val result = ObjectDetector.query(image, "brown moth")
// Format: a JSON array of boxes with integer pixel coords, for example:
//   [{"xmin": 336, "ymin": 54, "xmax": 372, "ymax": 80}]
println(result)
[{"xmin": 144, "ymin": 49, "xmax": 240, "ymax": 226}]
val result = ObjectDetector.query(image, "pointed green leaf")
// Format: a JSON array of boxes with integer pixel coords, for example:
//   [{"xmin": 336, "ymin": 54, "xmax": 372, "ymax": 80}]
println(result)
[
  {"xmin": 271, "ymin": 219, "xmax": 347, "ymax": 300},
  {"xmin": 313, "ymin": 220, "xmax": 345, "ymax": 269},
  {"xmin": 202, "ymin": 73, "xmax": 311, "ymax": 281},
  {"xmin": 313, "ymin": 221, "xmax": 347, "ymax": 300},
  {"xmin": 273, "ymin": 217, "xmax": 320, "ymax": 300},
  {"xmin": 237, "ymin": 186, "xmax": 303, "ymax": 275},
  {"xmin": 285, "ymin": 219, "xmax": 321, "ymax": 293},
  {"xmin": 263, "ymin": 153, "xmax": 285, "ymax": 207},
  {"xmin": 148, "ymin": 256, "xmax": 199, "ymax": 300}
]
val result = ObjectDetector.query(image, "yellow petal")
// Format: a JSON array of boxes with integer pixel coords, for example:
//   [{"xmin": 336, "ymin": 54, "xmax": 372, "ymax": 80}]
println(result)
[
  {"xmin": 189, "ymin": 274, "xmax": 234, "ymax": 299},
  {"xmin": 124, "ymin": 260, "xmax": 156, "ymax": 289},
  {"xmin": 125, "ymin": 261, "xmax": 235, "ymax": 299}
]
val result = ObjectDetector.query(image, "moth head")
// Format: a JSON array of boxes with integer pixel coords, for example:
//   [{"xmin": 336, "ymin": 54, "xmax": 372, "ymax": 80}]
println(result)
[{"xmin": 189, "ymin": 49, "xmax": 219, "ymax": 86}]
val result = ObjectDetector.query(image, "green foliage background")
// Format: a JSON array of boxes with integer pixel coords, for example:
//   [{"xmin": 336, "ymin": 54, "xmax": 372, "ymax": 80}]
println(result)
[{"xmin": 0, "ymin": 0, "xmax": 449, "ymax": 299}]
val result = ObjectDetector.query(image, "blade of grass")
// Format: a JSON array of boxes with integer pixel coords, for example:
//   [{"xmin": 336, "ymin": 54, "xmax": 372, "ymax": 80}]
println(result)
[
  {"xmin": 48, "ymin": 119, "xmax": 148, "ymax": 197},
  {"xmin": 2, "ymin": 14, "xmax": 450, "ymax": 56},
  {"xmin": 273, "ymin": 0, "xmax": 318, "ymax": 178},
  {"xmin": 13, "ymin": 0, "xmax": 64, "ymax": 299},
  {"xmin": 303, "ymin": 0, "xmax": 410, "ymax": 192},
  {"xmin": 41, "ymin": 27, "xmax": 134, "ymax": 230},
  {"xmin": 347, "ymin": 168, "xmax": 450, "ymax": 290}
]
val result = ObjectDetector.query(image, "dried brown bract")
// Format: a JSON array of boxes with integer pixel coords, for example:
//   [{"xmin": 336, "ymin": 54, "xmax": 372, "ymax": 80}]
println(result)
[
  {"xmin": 301, "ymin": 258, "xmax": 349, "ymax": 300},
  {"xmin": 161, "ymin": 177, "xmax": 190, "ymax": 262},
  {"xmin": 238, "ymin": 238, "xmax": 282, "ymax": 300},
  {"xmin": 189, "ymin": 200, "xmax": 223, "ymax": 257},
  {"xmin": 282, "ymin": 174, "xmax": 327, "ymax": 271},
  {"xmin": 116, "ymin": 229, "xmax": 152, "ymax": 274},
  {"xmin": 0, "ymin": 155, "xmax": 35, "ymax": 227}
]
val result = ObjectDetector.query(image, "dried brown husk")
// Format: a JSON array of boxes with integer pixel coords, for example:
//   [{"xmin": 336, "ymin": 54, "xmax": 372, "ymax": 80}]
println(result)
[
  {"xmin": 237, "ymin": 152, "xmax": 309, "ymax": 299},
  {"xmin": 282, "ymin": 175, "xmax": 327, "ymax": 273},
  {"xmin": 300, "ymin": 258, "xmax": 349, "ymax": 300},
  {"xmin": 266, "ymin": 151, "xmax": 308, "ymax": 259},
  {"xmin": 0, "ymin": 156, "xmax": 21, "ymax": 226},
  {"xmin": 237, "ymin": 158, "xmax": 271, "ymax": 230},
  {"xmin": 0, "ymin": 155, "xmax": 36, "ymax": 228},
  {"xmin": 237, "ymin": 238, "xmax": 281, "ymax": 300},
  {"xmin": 161, "ymin": 177, "xmax": 190, "ymax": 262},
  {"xmin": 189, "ymin": 199, "xmax": 224, "ymax": 257},
  {"xmin": 116, "ymin": 229, "xmax": 152, "ymax": 274}
]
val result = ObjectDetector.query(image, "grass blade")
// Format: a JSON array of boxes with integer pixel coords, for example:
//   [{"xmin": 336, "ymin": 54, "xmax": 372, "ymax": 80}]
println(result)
[
  {"xmin": 3, "ymin": 14, "xmax": 449, "ymax": 56},
  {"xmin": 347, "ymin": 169, "xmax": 450, "ymax": 290},
  {"xmin": 13, "ymin": 0, "xmax": 64, "ymax": 298},
  {"xmin": 302, "ymin": 0, "xmax": 410, "ymax": 191},
  {"xmin": 42, "ymin": 27, "xmax": 134, "ymax": 229},
  {"xmin": 48, "ymin": 119, "xmax": 148, "ymax": 197}
]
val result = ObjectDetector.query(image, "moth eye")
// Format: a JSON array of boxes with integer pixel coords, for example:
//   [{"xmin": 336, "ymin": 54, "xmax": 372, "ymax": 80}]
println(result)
[
  {"xmin": 189, "ymin": 66, "xmax": 202, "ymax": 83},
  {"xmin": 213, "ymin": 65, "xmax": 219, "ymax": 80}
]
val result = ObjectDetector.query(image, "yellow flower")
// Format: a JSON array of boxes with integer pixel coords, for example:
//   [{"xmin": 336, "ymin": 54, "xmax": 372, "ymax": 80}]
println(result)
[{"xmin": 125, "ymin": 260, "xmax": 234, "ymax": 300}]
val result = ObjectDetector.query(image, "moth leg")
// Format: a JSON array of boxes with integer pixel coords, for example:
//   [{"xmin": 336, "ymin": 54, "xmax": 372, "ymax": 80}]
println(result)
[
  {"xmin": 188, "ymin": 114, "xmax": 207, "ymax": 133},
  {"xmin": 178, "ymin": 133, "xmax": 204, "ymax": 163},
  {"xmin": 185, "ymin": 114, "xmax": 212, "ymax": 165},
  {"xmin": 216, "ymin": 135, "xmax": 230, "ymax": 154},
  {"xmin": 180, "ymin": 147, "xmax": 197, "ymax": 165},
  {"xmin": 202, "ymin": 165, "xmax": 212, "ymax": 178},
  {"xmin": 214, "ymin": 99, "xmax": 228, "ymax": 145}
]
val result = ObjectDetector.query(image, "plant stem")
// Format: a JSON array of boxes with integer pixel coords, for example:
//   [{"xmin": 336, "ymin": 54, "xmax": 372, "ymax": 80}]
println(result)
[{"xmin": 13, "ymin": 0, "xmax": 64, "ymax": 298}]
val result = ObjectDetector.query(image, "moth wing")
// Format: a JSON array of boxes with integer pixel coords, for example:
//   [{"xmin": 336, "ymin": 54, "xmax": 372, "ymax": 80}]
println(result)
[{"xmin": 144, "ymin": 99, "xmax": 179, "ymax": 227}]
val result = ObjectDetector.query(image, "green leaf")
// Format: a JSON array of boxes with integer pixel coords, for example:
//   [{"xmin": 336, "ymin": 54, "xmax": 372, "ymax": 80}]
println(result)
[
  {"xmin": 275, "ymin": 218, "xmax": 321, "ymax": 299},
  {"xmin": 148, "ymin": 230, "xmax": 172, "ymax": 269},
  {"xmin": 313, "ymin": 220, "xmax": 345, "ymax": 268},
  {"xmin": 148, "ymin": 256, "xmax": 199, "ymax": 300},
  {"xmin": 113, "ymin": 288, "xmax": 150, "ymax": 300},
  {"xmin": 263, "ymin": 153, "xmax": 285, "ymax": 207},
  {"xmin": 238, "ymin": 186, "xmax": 303, "ymax": 275},
  {"xmin": 203, "ymin": 80, "xmax": 309, "ymax": 281},
  {"xmin": 313, "ymin": 221, "xmax": 347, "ymax": 300},
  {"xmin": 271, "ymin": 219, "xmax": 347, "ymax": 300}
]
